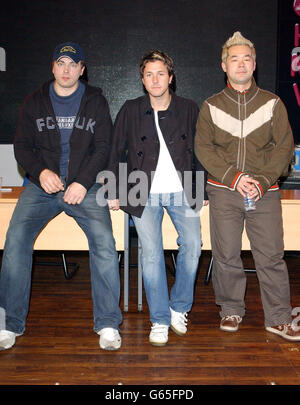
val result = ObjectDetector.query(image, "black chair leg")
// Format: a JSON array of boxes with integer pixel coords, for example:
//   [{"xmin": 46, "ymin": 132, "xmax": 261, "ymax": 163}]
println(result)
[
  {"xmin": 61, "ymin": 253, "xmax": 79, "ymax": 280},
  {"xmin": 166, "ymin": 251, "xmax": 177, "ymax": 276},
  {"xmin": 204, "ymin": 253, "xmax": 257, "ymax": 285},
  {"xmin": 204, "ymin": 255, "xmax": 213, "ymax": 285},
  {"xmin": 33, "ymin": 253, "xmax": 79, "ymax": 280}
]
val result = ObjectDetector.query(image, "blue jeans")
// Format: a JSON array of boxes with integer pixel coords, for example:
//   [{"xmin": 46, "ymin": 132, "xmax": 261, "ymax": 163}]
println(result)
[
  {"xmin": 0, "ymin": 182, "xmax": 122, "ymax": 334},
  {"xmin": 132, "ymin": 191, "xmax": 202, "ymax": 325}
]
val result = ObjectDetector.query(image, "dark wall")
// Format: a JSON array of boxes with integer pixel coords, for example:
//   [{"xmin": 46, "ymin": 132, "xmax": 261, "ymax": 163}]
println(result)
[{"xmin": 0, "ymin": 0, "xmax": 278, "ymax": 143}]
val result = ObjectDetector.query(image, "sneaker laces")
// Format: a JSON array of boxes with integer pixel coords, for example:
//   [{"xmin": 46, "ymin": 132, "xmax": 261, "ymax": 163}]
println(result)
[
  {"xmin": 151, "ymin": 324, "xmax": 168, "ymax": 333},
  {"xmin": 98, "ymin": 328, "xmax": 120, "ymax": 340},
  {"xmin": 223, "ymin": 315, "xmax": 242, "ymax": 322},
  {"xmin": 175, "ymin": 312, "xmax": 188, "ymax": 326},
  {"xmin": 272, "ymin": 323, "xmax": 299, "ymax": 334},
  {"xmin": 283, "ymin": 323, "xmax": 296, "ymax": 331},
  {"xmin": 274, "ymin": 323, "xmax": 291, "ymax": 330}
]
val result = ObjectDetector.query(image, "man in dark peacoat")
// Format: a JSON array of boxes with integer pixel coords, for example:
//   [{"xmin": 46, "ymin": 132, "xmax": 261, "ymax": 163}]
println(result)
[{"xmin": 107, "ymin": 50, "xmax": 206, "ymax": 346}]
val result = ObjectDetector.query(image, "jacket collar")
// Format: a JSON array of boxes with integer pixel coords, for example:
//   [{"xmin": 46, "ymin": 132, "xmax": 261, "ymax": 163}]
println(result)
[
  {"xmin": 223, "ymin": 77, "xmax": 259, "ymax": 103},
  {"xmin": 40, "ymin": 79, "xmax": 100, "ymax": 100},
  {"xmin": 40, "ymin": 79, "xmax": 98, "ymax": 117},
  {"xmin": 141, "ymin": 88, "xmax": 177, "ymax": 115}
]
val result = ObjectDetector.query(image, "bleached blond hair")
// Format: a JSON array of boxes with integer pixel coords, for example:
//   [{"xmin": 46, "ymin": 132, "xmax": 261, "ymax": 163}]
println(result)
[{"xmin": 222, "ymin": 31, "xmax": 256, "ymax": 63}]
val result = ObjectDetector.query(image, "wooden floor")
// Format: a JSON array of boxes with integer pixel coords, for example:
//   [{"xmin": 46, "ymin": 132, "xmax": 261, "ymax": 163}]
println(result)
[{"xmin": 0, "ymin": 249, "xmax": 300, "ymax": 389}]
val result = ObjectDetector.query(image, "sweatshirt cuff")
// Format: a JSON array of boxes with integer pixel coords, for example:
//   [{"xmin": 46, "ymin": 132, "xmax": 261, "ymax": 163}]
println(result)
[
  {"xmin": 226, "ymin": 171, "xmax": 245, "ymax": 190},
  {"xmin": 252, "ymin": 175, "xmax": 271, "ymax": 197},
  {"xmin": 254, "ymin": 183, "xmax": 264, "ymax": 198}
]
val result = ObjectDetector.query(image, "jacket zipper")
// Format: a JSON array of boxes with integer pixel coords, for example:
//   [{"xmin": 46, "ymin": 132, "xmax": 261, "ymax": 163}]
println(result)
[
  {"xmin": 44, "ymin": 95, "xmax": 63, "ymax": 173},
  {"xmin": 66, "ymin": 88, "xmax": 88, "ymax": 184},
  {"xmin": 242, "ymin": 93, "xmax": 247, "ymax": 171},
  {"xmin": 237, "ymin": 93, "xmax": 242, "ymax": 170},
  {"xmin": 237, "ymin": 93, "xmax": 247, "ymax": 171}
]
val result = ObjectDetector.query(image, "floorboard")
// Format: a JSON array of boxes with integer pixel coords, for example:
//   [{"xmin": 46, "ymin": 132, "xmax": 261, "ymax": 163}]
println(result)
[{"xmin": 0, "ymin": 250, "xmax": 300, "ymax": 391}]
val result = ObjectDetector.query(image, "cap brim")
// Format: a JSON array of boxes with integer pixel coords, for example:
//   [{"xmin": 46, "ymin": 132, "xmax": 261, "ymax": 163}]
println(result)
[{"xmin": 55, "ymin": 55, "xmax": 77, "ymax": 63}]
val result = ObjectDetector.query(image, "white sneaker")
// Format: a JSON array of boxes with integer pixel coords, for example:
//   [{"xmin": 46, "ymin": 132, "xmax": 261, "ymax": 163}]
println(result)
[
  {"xmin": 149, "ymin": 323, "xmax": 169, "ymax": 346},
  {"xmin": 98, "ymin": 328, "xmax": 121, "ymax": 350},
  {"xmin": 0, "ymin": 330, "xmax": 19, "ymax": 350},
  {"xmin": 170, "ymin": 307, "xmax": 188, "ymax": 336}
]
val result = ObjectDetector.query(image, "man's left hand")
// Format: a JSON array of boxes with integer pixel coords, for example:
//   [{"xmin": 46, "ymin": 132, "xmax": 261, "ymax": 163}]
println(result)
[{"xmin": 63, "ymin": 182, "xmax": 87, "ymax": 205}]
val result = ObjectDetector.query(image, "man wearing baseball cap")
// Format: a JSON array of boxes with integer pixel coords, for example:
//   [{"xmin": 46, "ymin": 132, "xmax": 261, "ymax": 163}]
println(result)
[{"xmin": 0, "ymin": 42, "xmax": 123, "ymax": 351}]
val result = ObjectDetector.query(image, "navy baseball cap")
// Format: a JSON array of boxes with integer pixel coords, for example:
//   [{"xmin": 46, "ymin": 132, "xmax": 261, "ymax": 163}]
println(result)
[{"xmin": 53, "ymin": 42, "xmax": 85, "ymax": 63}]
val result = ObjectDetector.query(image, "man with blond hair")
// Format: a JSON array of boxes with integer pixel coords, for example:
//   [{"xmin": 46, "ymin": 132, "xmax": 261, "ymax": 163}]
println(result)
[{"xmin": 195, "ymin": 32, "xmax": 300, "ymax": 341}]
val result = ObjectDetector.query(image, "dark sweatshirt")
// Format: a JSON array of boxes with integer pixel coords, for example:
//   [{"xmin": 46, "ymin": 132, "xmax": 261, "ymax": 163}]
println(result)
[{"xmin": 14, "ymin": 80, "xmax": 112, "ymax": 191}]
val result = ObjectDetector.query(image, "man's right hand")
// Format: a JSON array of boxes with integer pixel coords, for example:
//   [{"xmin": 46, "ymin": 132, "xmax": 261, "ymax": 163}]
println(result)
[
  {"xmin": 236, "ymin": 175, "xmax": 260, "ymax": 200},
  {"xmin": 39, "ymin": 169, "xmax": 64, "ymax": 194}
]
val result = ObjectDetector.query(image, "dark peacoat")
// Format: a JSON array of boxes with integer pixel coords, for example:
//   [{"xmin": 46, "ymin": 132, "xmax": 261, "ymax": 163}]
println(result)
[{"xmin": 107, "ymin": 90, "xmax": 206, "ymax": 217}]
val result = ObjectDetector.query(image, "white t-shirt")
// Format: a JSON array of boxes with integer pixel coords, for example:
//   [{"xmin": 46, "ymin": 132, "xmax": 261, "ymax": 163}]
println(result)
[{"xmin": 150, "ymin": 110, "xmax": 183, "ymax": 194}]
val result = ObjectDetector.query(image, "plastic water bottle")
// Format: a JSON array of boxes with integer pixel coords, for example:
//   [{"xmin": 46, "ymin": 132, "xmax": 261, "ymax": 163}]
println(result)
[{"xmin": 244, "ymin": 193, "xmax": 256, "ymax": 211}]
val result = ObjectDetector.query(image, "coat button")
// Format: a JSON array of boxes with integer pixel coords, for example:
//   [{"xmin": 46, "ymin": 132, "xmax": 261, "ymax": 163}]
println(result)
[
  {"xmin": 141, "ymin": 136, "xmax": 147, "ymax": 141},
  {"xmin": 137, "ymin": 151, "xmax": 143, "ymax": 157},
  {"xmin": 181, "ymin": 134, "xmax": 187, "ymax": 140}
]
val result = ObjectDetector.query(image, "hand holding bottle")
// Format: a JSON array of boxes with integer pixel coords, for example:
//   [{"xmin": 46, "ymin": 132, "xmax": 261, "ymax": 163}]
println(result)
[{"xmin": 236, "ymin": 174, "xmax": 260, "ymax": 200}]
